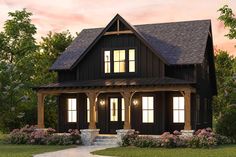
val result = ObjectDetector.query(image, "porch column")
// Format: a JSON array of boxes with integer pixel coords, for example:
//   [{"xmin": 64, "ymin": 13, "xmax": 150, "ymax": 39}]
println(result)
[
  {"xmin": 86, "ymin": 92, "xmax": 99, "ymax": 129},
  {"xmin": 184, "ymin": 90, "xmax": 191, "ymax": 130},
  {"xmin": 37, "ymin": 92, "xmax": 45, "ymax": 128},
  {"xmin": 120, "ymin": 91, "xmax": 134, "ymax": 129}
]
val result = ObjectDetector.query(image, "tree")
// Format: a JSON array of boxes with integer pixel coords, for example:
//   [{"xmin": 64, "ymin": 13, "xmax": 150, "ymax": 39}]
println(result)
[
  {"xmin": 213, "ymin": 50, "xmax": 236, "ymax": 118},
  {"xmin": 0, "ymin": 9, "xmax": 74, "ymax": 132},
  {"xmin": 218, "ymin": 5, "xmax": 236, "ymax": 41}
]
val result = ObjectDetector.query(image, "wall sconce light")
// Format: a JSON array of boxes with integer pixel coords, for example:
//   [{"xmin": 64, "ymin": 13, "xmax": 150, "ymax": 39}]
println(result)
[
  {"xmin": 100, "ymin": 99, "xmax": 105, "ymax": 106},
  {"xmin": 133, "ymin": 99, "xmax": 138, "ymax": 106}
]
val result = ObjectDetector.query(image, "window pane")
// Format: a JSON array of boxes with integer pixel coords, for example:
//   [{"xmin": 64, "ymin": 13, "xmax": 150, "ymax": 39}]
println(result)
[
  {"xmin": 173, "ymin": 97, "xmax": 179, "ymax": 109},
  {"xmin": 114, "ymin": 62, "xmax": 119, "ymax": 73},
  {"xmin": 129, "ymin": 61, "xmax": 135, "ymax": 72},
  {"xmin": 72, "ymin": 111, "xmax": 77, "ymax": 122},
  {"xmin": 122, "ymin": 98, "xmax": 125, "ymax": 121},
  {"xmin": 148, "ymin": 97, "xmax": 154, "ymax": 109},
  {"xmin": 148, "ymin": 110, "xmax": 154, "ymax": 123},
  {"xmin": 142, "ymin": 110, "xmax": 148, "ymax": 123},
  {"xmin": 179, "ymin": 97, "xmax": 185, "ymax": 109},
  {"xmin": 179, "ymin": 110, "xmax": 185, "ymax": 123},
  {"xmin": 105, "ymin": 62, "xmax": 110, "ymax": 73},
  {"xmin": 173, "ymin": 110, "xmax": 179, "ymax": 123},
  {"xmin": 114, "ymin": 50, "xmax": 119, "ymax": 61},
  {"xmin": 142, "ymin": 97, "xmax": 148, "ymax": 109},
  {"xmin": 120, "ymin": 62, "xmax": 125, "ymax": 72},
  {"xmin": 104, "ymin": 51, "xmax": 110, "ymax": 61},
  {"xmin": 120, "ymin": 50, "xmax": 126, "ymax": 61},
  {"xmin": 129, "ymin": 49, "xmax": 135, "ymax": 60},
  {"xmin": 87, "ymin": 98, "xmax": 90, "ymax": 122}
]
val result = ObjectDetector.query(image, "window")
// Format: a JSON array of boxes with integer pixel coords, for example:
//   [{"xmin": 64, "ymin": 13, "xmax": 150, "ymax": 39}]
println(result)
[
  {"xmin": 129, "ymin": 49, "xmax": 135, "ymax": 72},
  {"xmin": 110, "ymin": 98, "xmax": 118, "ymax": 121},
  {"xmin": 121, "ymin": 98, "xmax": 125, "ymax": 121},
  {"xmin": 68, "ymin": 98, "xmax": 77, "ymax": 122},
  {"xmin": 142, "ymin": 96, "xmax": 154, "ymax": 123},
  {"xmin": 87, "ymin": 98, "xmax": 97, "ymax": 123},
  {"xmin": 114, "ymin": 50, "xmax": 126, "ymax": 73},
  {"xmin": 87, "ymin": 98, "xmax": 90, "ymax": 123},
  {"xmin": 173, "ymin": 97, "xmax": 185, "ymax": 123},
  {"xmin": 103, "ymin": 49, "xmax": 136, "ymax": 74},
  {"xmin": 104, "ymin": 51, "xmax": 110, "ymax": 73}
]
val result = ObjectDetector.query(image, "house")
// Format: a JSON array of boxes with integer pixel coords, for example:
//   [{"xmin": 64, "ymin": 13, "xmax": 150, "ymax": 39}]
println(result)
[{"xmin": 34, "ymin": 14, "xmax": 216, "ymax": 136}]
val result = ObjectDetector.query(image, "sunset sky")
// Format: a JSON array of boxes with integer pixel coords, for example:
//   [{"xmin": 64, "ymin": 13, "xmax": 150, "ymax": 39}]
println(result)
[{"xmin": 0, "ymin": 0, "xmax": 236, "ymax": 55}]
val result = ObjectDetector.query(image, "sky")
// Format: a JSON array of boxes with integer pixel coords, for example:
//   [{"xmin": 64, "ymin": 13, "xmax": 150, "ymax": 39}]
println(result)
[{"xmin": 0, "ymin": 0, "xmax": 235, "ymax": 55}]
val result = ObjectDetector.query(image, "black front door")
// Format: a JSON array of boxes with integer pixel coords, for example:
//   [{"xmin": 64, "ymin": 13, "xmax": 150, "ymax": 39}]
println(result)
[{"xmin": 108, "ymin": 97, "xmax": 124, "ymax": 133}]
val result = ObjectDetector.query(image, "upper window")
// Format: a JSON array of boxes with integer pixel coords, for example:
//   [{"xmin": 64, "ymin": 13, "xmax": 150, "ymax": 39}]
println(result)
[
  {"xmin": 114, "ymin": 50, "xmax": 126, "ymax": 73},
  {"xmin": 142, "ymin": 96, "xmax": 154, "ymax": 123},
  {"xmin": 173, "ymin": 97, "xmax": 184, "ymax": 123},
  {"xmin": 104, "ymin": 49, "xmax": 136, "ymax": 74},
  {"xmin": 68, "ymin": 98, "xmax": 77, "ymax": 123},
  {"xmin": 104, "ymin": 51, "xmax": 110, "ymax": 73},
  {"xmin": 129, "ymin": 49, "xmax": 135, "ymax": 72}
]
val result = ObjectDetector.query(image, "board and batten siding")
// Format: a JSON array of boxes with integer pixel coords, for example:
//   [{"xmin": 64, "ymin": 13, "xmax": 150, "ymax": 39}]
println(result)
[{"xmin": 74, "ymin": 34, "xmax": 164, "ymax": 81}]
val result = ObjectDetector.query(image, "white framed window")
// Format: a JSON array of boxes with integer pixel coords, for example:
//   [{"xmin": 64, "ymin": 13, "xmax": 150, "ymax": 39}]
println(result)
[
  {"xmin": 121, "ymin": 98, "xmax": 125, "ymax": 121},
  {"xmin": 173, "ymin": 97, "xmax": 185, "ymax": 123},
  {"xmin": 68, "ymin": 98, "xmax": 77, "ymax": 122},
  {"xmin": 87, "ymin": 98, "xmax": 97, "ymax": 123},
  {"xmin": 104, "ymin": 51, "xmax": 110, "ymax": 73},
  {"xmin": 114, "ymin": 50, "xmax": 126, "ymax": 73},
  {"xmin": 142, "ymin": 96, "xmax": 154, "ymax": 123},
  {"xmin": 129, "ymin": 49, "xmax": 135, "ymax": 72},
  {"xmin": 110, "ymin": 98, "xmax": 118, "ymax": 121}
]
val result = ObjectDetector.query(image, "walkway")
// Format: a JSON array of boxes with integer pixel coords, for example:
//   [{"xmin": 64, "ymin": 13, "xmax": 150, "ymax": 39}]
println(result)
[{"xmin": 34, "ymin": 145, "xmax": 115, "ymax": 157}]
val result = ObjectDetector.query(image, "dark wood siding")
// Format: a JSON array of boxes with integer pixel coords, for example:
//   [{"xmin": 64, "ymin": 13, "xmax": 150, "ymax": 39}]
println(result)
[{"xmin": 75, "ymin": 34, "xmax": 164, "ymax": 80}]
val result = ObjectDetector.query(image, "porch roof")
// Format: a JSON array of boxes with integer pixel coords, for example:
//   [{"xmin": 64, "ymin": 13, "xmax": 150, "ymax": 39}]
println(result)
[{"xmin": 34, "ymin": 77, "xmax": 195, "ymax": 91}]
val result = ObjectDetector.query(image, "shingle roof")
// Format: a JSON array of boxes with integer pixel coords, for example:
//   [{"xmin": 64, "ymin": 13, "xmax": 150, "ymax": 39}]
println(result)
[
  {"xmin": 34, "ymin": 77, "xmax": 195, "ymax": 90},
  {"xmin": 50, "ymin": 18, "xmax": 211, "ymax": 70}
]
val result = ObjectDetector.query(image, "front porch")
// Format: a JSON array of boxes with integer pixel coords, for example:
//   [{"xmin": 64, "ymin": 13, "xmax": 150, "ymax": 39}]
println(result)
[{"xmin": 36, "ymin": 78, "xmax": 195, "ymax": 135}]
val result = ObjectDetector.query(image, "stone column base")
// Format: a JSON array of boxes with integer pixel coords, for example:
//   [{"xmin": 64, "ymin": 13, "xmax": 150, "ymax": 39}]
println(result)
[
  {"xmin": 181, "ymin": 130, "xmax": 194, "ymax": 137},
  {"xmin": 80, "ymin": 129, "xmax": 100, "ymax": 145},
  {"xmin": 116, "ymin": 129, "xmax": 135, "ymax": 145}
]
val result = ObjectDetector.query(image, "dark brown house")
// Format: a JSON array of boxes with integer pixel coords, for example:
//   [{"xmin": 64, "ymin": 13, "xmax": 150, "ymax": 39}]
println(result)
[{"xmin": 35, "ymin": 14, "xmax": 216, "ymax": 135}]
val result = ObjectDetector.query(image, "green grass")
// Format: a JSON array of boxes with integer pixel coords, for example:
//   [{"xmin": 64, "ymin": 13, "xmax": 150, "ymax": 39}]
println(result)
[
  {"xmin": 92, "ymin": 145, "xmax": 236, "ymax": 157},
  {"xmin": 0, "ymin": 144, "xmax": 74, "ymax": 157}
]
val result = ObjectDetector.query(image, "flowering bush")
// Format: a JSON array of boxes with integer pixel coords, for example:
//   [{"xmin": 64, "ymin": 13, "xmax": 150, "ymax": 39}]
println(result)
[
  {"xmin": 122, "ymin": 128, "xmax": 232, "ymax": 148},
  {"xmin": 7, "ymin": 125, "xmax": 81, "ymax": 145}
]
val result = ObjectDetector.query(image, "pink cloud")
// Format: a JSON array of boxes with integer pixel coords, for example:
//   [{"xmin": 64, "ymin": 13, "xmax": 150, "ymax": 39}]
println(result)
[{"xmin": 0, "ymin": 0, "xmax": 235, "ymax": 55}]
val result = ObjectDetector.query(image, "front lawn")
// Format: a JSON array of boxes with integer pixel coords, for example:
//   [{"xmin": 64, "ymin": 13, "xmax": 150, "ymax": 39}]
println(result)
[
  {"xmin": 92, "ymin": 145, "xmax": 236, "ymax": 157},
  {"xmin": 0, "ymin": 144, "xmax": 74, "ymax": 157}
]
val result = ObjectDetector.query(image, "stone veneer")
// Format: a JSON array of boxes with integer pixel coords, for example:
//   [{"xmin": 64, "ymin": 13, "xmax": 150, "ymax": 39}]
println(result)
[
  {"xmin": 116, "ymin": 129, "xmax": 135, "ymax": 145},
  {"xmin": 80, "ymin": 129, "xmax": 100, "ymax": 145},
  {"xmin": 181, "ymin": 130, "xmax": 195, "ymax": 137}
]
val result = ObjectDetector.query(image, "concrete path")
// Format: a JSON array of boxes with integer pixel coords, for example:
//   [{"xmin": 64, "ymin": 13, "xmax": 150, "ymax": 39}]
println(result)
[{"xmin": 34, "ymin": 145, "xmax": 115, "ymax": 157}]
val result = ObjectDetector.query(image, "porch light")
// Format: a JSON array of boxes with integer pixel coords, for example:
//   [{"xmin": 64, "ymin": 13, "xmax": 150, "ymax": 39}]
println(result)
[
  {"xmin": 100, "ymin": 99, "xmax": 105, "ymax": 106},
  {"xmin": 133, "ymin": 99, "xmax": 138, "ymax": 105}
]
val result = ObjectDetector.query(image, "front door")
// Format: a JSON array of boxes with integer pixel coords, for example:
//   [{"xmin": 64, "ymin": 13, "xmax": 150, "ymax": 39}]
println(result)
[{"xmin": 108, "ymin": 97, "xmax": 124, "ymax": 133}]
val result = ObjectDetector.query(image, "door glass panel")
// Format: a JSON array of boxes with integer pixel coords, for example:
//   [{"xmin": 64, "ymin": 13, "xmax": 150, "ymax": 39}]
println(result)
[{"xmin": 110, "ymin": 98, "xmax": 118, "ymax": 121}]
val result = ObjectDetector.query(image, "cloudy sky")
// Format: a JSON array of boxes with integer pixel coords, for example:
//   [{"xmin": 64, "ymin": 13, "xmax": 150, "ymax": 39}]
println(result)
[{"xmin": 0, "ymin": 0, "xmax": 235, "ymax": 55}]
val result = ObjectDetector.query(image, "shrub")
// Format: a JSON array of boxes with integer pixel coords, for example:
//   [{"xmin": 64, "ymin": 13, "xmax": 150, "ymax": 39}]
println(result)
[
  {"xmin": 216, "ymin": 105, "xmax": 236, "ymax": 140},
  {"xmin": 46, "ymin": 134, "xmax": 73, "ymax": 145},
  {"xmin": 121, "ymin": 128, "xmax": 233, "ymax": 148},
  {"xmin": 7, "ymin": 125, "xmax": 81, "ymax": 145}
]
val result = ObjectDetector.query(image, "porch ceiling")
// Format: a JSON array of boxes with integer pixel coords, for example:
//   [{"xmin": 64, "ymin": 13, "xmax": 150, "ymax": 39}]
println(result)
[{"xmin": 33, "ymin": 77, "xmax": 196, "ymax": 94}]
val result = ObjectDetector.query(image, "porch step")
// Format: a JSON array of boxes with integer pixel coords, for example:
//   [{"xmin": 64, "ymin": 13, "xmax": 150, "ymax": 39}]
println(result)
[{"xmin": 93, "ymin": 135, "xmax": 118, "ymax": 146}]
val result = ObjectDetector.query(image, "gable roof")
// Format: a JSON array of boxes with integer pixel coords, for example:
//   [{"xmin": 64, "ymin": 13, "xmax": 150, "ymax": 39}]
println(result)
[{"xmin": 50, "ymin": 14, "xmax": 211, "ymax": 71}]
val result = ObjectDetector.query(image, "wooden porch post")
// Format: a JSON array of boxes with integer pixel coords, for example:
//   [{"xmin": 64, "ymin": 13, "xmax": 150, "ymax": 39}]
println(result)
[
  {"xmin": 184, "ymin": 90, "xmax": 192, "ymax": 130},
  {"xmin": 120, "ymin": 91, "xmax": 134, "ymax": 129},
  {"xmin": 86, "ymin": 92, "xmax": 99, "ymax": 129},
  {"xmin": 37, "ymin": 93, "xmax": 45, "ymax": 128}
]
